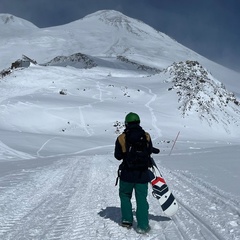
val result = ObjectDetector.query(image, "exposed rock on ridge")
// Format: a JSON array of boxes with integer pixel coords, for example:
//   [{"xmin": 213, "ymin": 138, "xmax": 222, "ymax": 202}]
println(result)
[{"xmin": 166, "ymin": 60, "xmax": 240, "ymax": 130}]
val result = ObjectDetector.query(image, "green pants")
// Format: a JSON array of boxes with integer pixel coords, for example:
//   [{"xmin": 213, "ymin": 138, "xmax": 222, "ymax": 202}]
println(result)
[{"xmin": 119, "ymin": 180, "xmax": 149, "ymax": 229}]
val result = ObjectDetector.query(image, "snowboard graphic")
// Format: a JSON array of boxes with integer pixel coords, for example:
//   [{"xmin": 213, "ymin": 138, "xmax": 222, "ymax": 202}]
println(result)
[{"xmin": 149, "ymin": 158, "xmax": 178, "ymax": 217}]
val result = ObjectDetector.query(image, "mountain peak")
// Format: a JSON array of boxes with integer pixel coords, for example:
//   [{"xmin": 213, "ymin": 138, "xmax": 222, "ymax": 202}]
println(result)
[
  {"xmin": 0, "ymin": 13, "xmax": 38, "ymax": 29},
  {"xmin": 0, "ymin": 14, "xmax": 15, "ymax": 24},
  {"xmin": 82, "ymin": 10, "xmax": 155, "ymax": 36},
  {"xmin": 83, "ymin": 10, "xmax": 129, "ymax": 20}
]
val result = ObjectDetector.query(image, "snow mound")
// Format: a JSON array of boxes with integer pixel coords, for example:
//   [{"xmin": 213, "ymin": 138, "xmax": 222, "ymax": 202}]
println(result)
[{"xmin": 165, "ymin": 60, "xmax": 240, "ymax": 131}]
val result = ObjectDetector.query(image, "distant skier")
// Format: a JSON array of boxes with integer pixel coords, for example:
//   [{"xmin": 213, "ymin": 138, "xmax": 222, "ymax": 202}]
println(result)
[{"xmin": 114, "ymin": 112, "xmax": 154, "ymax": 234}]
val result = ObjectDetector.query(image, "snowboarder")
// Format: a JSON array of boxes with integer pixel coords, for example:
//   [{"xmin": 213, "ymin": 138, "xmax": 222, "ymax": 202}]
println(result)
[{"xmin": 114, "ymin": 112, "xmax": 154, "ymax": 234}]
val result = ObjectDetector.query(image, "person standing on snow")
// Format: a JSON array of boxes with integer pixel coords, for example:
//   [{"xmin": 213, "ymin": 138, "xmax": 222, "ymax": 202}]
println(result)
[{"xmin": 114, "ymin": 112, "xmax": 154, "ymax": 234}]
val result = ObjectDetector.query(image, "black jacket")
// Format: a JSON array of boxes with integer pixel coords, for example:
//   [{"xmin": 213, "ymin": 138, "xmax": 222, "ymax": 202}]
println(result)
[{"xmin": 114, "ymin": 124, "xmax": 153, "ymax": 183}]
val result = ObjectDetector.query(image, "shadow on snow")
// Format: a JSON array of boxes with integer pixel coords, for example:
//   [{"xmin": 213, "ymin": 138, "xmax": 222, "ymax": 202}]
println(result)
[{"xmin": 98, "ymin": 206, "xmax": 171, "ymax": 224}]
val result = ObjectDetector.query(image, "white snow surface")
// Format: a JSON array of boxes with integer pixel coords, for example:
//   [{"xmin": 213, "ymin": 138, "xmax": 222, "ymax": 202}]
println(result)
[{"xmin": 0, "ymin": 10, "xmax": 240, "ymax": 240}]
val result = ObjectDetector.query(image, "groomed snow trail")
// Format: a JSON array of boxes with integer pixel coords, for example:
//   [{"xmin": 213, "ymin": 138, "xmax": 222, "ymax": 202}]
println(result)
[
  {"xmin": 0, "ymin": 153, "xmax": 239, "ymax": 240},
  {"xmin": 161, "ymin": 166, "xmax": 240, "ymax": 240}
]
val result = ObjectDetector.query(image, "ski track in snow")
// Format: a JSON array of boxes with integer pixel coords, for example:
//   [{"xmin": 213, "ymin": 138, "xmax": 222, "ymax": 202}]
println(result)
[
  {"xmin": 0, "ymin": 141, "xmax": 33, "ymax": 160},
  {"xmin": 37, "ymin": 137, "xmax": 59, "ymax": 157},
  {"xmin": 143, "ymin": 85, "xmax": 162, "ymax": 140},
  {"xmin": 161, "ymin": 167, "xmax": 240, "ymax": 240},
  {"xmin": 0, "ymin": 153, "xmax": 239, "ymax": 240}
]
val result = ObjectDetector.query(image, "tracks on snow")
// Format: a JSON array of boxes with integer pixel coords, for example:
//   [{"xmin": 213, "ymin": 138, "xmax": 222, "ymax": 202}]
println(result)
[
  {"xmin": 0, "ymin": 155, "xmax": 239, "ymax": 239},
  {"xmin": 159, "ymin": 167, "xmax": 240, "ymax": 240},
  {"xmin": 0, "ymin": 156, "xmax": 97, "ymax": 240},
  {"xmin": 0, "ymin": 155, "xmax": 126, "ymax": 240}
]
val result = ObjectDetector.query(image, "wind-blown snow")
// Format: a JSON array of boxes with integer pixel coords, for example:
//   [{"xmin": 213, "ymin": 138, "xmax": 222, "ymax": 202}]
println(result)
[{"xmin": 0, "ymin": 10, "xmax": 240, "ymax": 240}]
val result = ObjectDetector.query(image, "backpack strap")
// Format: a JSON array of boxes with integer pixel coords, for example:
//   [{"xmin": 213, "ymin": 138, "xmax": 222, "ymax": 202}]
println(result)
[{"xmin": 118, "ymin": 133, "xmax": 127, "ymax": 153}]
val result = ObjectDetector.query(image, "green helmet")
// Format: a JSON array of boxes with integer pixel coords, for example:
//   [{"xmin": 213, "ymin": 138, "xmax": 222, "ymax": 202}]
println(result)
[{"xmin": 125, "ymin": 112, "xmax": 140, "ymax": 124}]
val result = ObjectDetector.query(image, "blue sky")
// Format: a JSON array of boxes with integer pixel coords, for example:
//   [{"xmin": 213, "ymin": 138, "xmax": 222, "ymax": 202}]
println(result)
[{"xmin": 1, "ymin": 0, "xmax": 240, "ymax": 72}]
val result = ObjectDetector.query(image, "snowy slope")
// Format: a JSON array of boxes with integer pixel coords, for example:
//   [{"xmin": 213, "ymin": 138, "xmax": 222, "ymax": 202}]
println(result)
[{"xmin": 0, "ymin": 10, "xmax": 240, "ymax": 240}]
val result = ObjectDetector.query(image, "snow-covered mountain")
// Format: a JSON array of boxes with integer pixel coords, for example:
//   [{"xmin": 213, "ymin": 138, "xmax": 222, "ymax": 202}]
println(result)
[
  {"xmin": 1, "ymin": 9, "xmax": 240, "ymax": 137},
  {"xmin": 1, "ymin": 10, "xmax": 239, "ymax": 86},
  {"xmin": 0, "ymin": 13, "xmax": 37, "ymax": 29},
  {"xmin": 0, "ymin": 10, "xmax": 240, "ymax": 240}
]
